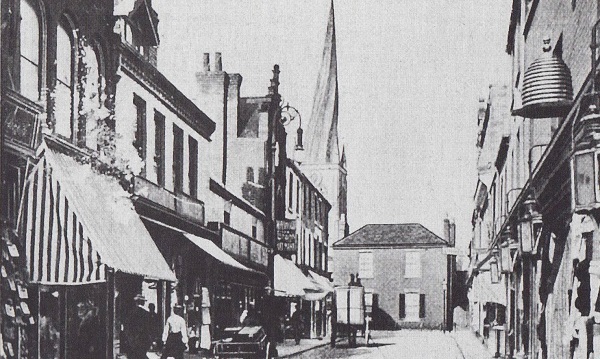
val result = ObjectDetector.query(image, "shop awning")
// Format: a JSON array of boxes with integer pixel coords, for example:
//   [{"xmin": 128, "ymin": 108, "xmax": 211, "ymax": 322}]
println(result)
[
  {"xmin": 305, "ymin": 270, "xmax": 333, "ymax": 301},
  {"xmin": 181, "ymin": 232, "xmax": 264, "ymax": 275},
  {"xmin": 20, "ymin": 141, "xmax": 177, "ymax": 284},
  {"xmin": 469, "ymin": 271, "xmax": 506, "ymax": 306},
  {"xmin": 273, "ymin": 255, "xmax": 323, "ymax": 299},
  {"xmin": 308, "ymin": 270, "xmax": 334, "ymax": 293}
]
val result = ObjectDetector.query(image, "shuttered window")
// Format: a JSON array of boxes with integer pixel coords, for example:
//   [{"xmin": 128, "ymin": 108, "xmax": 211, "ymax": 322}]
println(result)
[
  {"xmin": 401, "ymin": 292, "xmax": 423, "ymax": 321},
  {"xmin": 399, "ymin": 294, "xmax": 405, "ymax": 319}
]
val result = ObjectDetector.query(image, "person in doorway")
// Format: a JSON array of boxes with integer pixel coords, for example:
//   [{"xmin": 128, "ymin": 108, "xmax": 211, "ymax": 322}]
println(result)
[
  {"xmin": 75, "ymin": 300, "xmax": 102, "ymax": 359},
  {"xmin": 290, "ymin": 305, "xmax": 304, "ymax": 345},
  {"xmin": 161, "ymin": 304, "xmax": 188, "ymax": 359},
  {"xmin": 122, "ymin": 294, "xmax": 153, "ymax": 359},
  {"xmin": 148, "ymin": 303, "xmax": 161, "ymax": 350}
]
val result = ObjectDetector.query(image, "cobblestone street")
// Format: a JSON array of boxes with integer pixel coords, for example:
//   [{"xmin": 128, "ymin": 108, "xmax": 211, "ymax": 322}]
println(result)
[{"xmin": 284, "ymin": 330, "xmax": 493, "ymax": 359}]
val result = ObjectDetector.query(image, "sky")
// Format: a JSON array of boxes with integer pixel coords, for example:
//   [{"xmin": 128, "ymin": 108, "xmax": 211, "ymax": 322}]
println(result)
[{"xmin": 154, "ymin": 0, "xmax": 512, "ymax": 249}]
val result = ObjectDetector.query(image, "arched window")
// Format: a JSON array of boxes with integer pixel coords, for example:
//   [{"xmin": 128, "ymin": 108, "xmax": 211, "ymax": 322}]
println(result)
[
  {"xmin": 19, "ymin": 0, "xmax": 40, "ymax": 100},
  {"xmin": 54, "ymin": 17, "xmax": 75, "ymax": 138},
  {"xmin": 83, "ymin": 43, "xmax": 103, "ymax": 149}
]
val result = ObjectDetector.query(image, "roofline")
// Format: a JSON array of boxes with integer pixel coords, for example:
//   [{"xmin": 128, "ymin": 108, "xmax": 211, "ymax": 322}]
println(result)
[
  {"xmin": 333, "ymin": 243, "xmax": 451, "ymax": 249},
  {"xmin": 332, "ymin": 223, "xmax": 448, "ymax": 247}
]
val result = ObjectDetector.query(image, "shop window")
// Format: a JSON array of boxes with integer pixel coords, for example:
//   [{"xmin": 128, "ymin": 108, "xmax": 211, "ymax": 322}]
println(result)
[{"xmin": 19, "ymin": 0, "xmax": 41, "ymax": 101}]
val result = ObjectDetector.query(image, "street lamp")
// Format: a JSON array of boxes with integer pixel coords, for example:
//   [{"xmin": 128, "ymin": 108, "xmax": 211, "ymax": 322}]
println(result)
[{"xmin": 279, "ymin": 102, "xmax": 304, "ymax": 151}]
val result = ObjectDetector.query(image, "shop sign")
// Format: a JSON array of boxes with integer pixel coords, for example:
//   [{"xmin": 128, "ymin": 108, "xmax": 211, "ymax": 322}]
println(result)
[{"xmin": 276, "ymin": 220, "xmax": 297, "ymax": 253}]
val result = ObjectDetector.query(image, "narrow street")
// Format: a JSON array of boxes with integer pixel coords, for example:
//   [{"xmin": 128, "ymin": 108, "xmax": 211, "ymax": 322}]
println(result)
[{"xmin": 284, "ymin": 330, "xmax": 493, "ymax": 359}]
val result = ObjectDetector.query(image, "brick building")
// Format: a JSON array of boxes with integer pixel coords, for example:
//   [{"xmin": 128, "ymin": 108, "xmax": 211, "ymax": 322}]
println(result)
[{"xmin": 333, "ymin": 223, "xmax": 456, "ymax": 330}]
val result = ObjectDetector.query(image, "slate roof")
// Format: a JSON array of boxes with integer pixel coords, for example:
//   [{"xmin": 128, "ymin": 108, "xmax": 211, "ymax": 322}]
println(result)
[{"xmin": 333, "ymin": 223, "xmax": 448, "ymax": 248}]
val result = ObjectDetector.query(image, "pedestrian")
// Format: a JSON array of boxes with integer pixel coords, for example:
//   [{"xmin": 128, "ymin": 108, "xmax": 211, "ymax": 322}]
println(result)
[
  {"xmin": 161, "ymin": 304, "xmax": 188, "ymax": 359},
  {"xmin": 148, "ymin": 303, "xmax": 161, "ymax": 349},
  {"xmin": 75, "ymin": 300, "xmax": 102, "ymax": 359},
  {"xmin": 290, "ymin": 305, "xmax": 304, "ymax": 345},
  {"xmin": 122, "ymin": 294, "xmax": 153, "ymax": 359}
]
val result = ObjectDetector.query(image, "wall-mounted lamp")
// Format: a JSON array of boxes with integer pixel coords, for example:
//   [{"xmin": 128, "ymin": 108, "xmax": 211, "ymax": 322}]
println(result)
[
  {"xmin": 518, "ymin": 195, "xmax": 542, "ymax": 253},
  {"xmin": 490, "ymin": 252, "xmax": 500, "ymax": 284},
  {"xmin": 279, "ymin": 102, "xmax": 304, "ymax": 151}
]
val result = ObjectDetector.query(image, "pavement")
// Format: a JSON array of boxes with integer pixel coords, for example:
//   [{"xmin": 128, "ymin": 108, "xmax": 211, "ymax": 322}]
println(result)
[
  {"xmin": 146, "ymin": 329, "xmax": 495, "ymax": 358},
  {"xmin": 278, "ymin": 329, "xmax": 496, "ymax": 358},
  {"xmin": 450, "ymin": 329, "xmax": 496, "ymax": 359}
]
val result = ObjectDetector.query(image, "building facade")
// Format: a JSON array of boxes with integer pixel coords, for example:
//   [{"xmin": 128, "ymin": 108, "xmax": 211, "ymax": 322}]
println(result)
[
  {"xmin": 333, "ymin": 223, "xmax": 455, "ymax": 330},
  {"xmin": 468, "ymin": 1, "xmax": 600, "ymax": 358}
]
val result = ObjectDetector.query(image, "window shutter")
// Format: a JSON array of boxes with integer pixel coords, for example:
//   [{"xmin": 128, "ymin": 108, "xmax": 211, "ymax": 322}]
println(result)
[
  {"xmin": 419, "ymin": 294, "xmax": 426, "ymax": 318},
  {"xmin": 399, "ymin": 294, "xmax": 405, "ymax": 319}
]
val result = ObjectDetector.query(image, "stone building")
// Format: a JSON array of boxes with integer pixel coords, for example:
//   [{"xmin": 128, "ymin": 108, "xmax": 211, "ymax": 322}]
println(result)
[{"xmin": 333, "ymin": 223, "xmax": 455, "ymax": 330}]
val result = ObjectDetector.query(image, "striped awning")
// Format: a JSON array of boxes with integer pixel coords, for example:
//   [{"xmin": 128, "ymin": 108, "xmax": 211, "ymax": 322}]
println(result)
[{"xmin": 20, "ymin": 141, "xmax": 177, "ymax": 285}]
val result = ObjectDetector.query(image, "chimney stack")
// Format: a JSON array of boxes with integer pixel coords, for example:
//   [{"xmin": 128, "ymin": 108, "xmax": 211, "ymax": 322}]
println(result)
[
  {"xmin": 443, "ymin": 218, "xmax": 451, "ymax": 244},
  {"xmin": 215, "ymin": 52, "xmax": 222, "ymax": 72},
  {"xmin": 203, "ymin": 53, "xmax": 210, "ymax": 72}
]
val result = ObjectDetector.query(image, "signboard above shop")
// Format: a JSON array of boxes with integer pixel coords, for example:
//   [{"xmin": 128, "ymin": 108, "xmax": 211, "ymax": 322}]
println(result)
[{"xmin": 276, "ymin": 220, "xmax": 297, "ymax": 253}]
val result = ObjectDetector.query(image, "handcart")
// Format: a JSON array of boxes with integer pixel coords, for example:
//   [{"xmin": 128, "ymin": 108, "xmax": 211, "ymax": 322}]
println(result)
[
  {"xmin": 333, "ymin": 285, "xmax": 365, "ymax": 348},
  {"xmin": 213, "ymin": 326, "xmax": 276, "ymax": 359}
]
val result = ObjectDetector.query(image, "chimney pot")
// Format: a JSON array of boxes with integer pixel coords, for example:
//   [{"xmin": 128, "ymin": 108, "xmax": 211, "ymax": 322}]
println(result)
[
  {"xmin": 203, "ymin": 53, "xmax": 210, "ymax": 72},
  {"xmin": 215, "ymin": 52, "xmax": 222, "ymax": 72}
]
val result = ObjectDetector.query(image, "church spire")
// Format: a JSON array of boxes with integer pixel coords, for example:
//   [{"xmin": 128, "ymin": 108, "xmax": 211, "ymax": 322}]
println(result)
[{"xmin": 305, "ymin": 0, "xmax": 340, "ymax": 164}]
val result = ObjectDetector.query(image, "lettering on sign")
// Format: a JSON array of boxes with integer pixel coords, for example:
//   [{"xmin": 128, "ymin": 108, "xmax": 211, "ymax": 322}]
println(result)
[{"xmin": 276, "ymin": 220, "xmax": 297, "ymax": 253}]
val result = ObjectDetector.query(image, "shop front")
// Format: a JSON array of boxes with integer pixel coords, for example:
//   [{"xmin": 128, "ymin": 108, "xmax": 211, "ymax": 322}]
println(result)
[
  {"xmin": 273, "ymin": 255, "xmax": 332, "ymax": 339},
  {"xmin": 136, "ymin": 218, "xmax": 270, "ymax": 347},
  {"xmin": 17, "ymin": 140, "xmax": 177, "ymax": 359}
]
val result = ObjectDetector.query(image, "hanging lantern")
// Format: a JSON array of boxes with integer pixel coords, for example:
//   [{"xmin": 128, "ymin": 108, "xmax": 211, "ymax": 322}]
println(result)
[
  {"xmin": 519, "ymin": 196, "xmax": 540, "ymax": 253},
  {"xmin": 500, "ymin": 244, "xmax": 512, "ymax": 273},
  {"xmin": 517, "ymin": 38, "xmax": 573, "ymax": 119},
  {"xmin": 518, "ymin": 219, "xmax": 533, "ymax": 254},
  {"xmin": 490, "ymin": 256, "xmax": 500, "ymax": 284},
  {"xmin": 571, "ymin": 99, "xmax": 600, "ymax": 212}
]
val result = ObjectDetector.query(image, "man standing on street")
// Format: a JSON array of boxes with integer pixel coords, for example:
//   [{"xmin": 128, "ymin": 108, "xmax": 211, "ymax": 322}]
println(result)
[{"xmin": 122, "ymin": 294, "xmax": 153, "ymax": 359}]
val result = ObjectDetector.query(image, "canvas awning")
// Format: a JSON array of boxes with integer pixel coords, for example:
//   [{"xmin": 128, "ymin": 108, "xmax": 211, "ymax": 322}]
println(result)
[
  {"xmin": 21, "ymin": 141, "xmax": 177, "ymax": 284},
  {"xmin": 273, "ymin": 255, "xmax": 324, "ymax": 299},
  {"xmin": 181, "ymin": 232, "xmax": 264, "ymax": 275},
  {"xmin": 469, "ymin": 271, "xmax": 506, "ymax": 306},
  {"xmin": 305, "ymin": 270, "xmax": 333, "ymax": 301}
]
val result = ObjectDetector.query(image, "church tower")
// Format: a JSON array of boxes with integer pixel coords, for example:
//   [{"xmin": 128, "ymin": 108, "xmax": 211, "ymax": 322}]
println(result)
[{"xmin": 301, "ymin": 0, "xmax": 349, "ymax": 272}]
